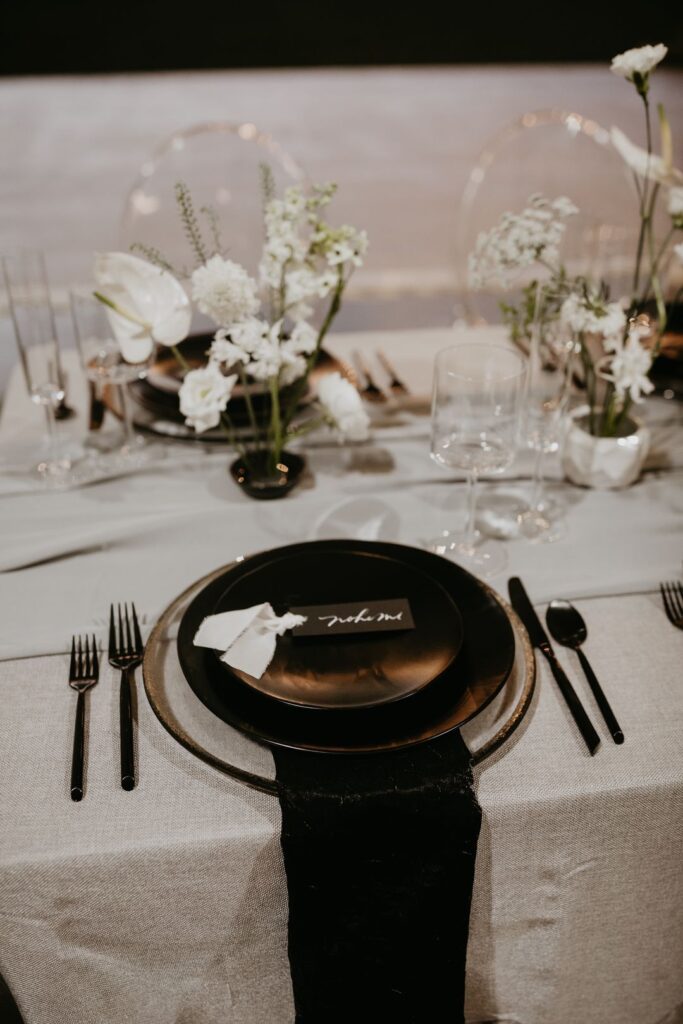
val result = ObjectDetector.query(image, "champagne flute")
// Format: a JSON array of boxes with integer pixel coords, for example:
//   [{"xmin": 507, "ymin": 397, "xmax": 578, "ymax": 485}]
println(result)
[
  {"xmin": 517, "ymin": 285, "xmax": 575, "ymax": 541},
  {"xmin": 3, "ymin": 251, "xmax": 73, "ymax": 478},
  {"xmin": 428, "ymin": 343, "xmax": 526, "ymax": 576}
]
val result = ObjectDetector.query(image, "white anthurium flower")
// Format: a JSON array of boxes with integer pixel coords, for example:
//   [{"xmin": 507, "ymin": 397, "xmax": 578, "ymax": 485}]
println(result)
[
  {"xmin": 317, "ymin": 371, "xmax": 370, "ymax": 441},
  {"xmin": 610, "ymin": 127, "xmax": 683, "ymax": 187},
  {"xmin": 610, "ymin": 44, "xmax": 668, "ymax": 83},
  {"xmin": 178, "ymin": 363, "xmax": 237, "ymax": 433},
  {"xmin": 93, "ymin": 252, "xmax": 191, "ymax": 364},
  {"xmin": 668, "ymin": 187, "xmax": 683, "ymax": 226}
]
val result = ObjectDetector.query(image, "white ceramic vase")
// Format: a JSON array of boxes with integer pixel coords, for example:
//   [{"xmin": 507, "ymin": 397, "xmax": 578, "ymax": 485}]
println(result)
[{"xmin": 562, "ymin": 405, "xmax": 650, "ymax": 489}]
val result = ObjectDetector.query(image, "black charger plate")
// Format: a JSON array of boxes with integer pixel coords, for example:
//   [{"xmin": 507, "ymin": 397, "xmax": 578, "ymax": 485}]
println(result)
[
  {"xmin": 176, "ymin": 540, "xmax": 516, "ymax": 754},
  {"xmin": 206, "ymin": 547, "xmax": 464, "ymax": 710}
]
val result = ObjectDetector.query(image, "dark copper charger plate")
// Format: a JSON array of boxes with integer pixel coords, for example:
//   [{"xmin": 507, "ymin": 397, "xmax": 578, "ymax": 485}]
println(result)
[
  {"xmin": 206, "ymin": 548, "xmax": 464, "ymax": 710},
  {"xmin": 176, "ymin": 540, "xmax": 516, "ymax": 754},
  {"xmin": 112, "ymin": 334, "xmax": 349, "ymax": 440}
]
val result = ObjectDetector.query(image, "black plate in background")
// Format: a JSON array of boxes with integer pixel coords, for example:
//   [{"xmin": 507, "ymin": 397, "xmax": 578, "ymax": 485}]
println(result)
[
  {"xmin": 176, "ymin": 541, "xmax": 516, "ymax": 754},
  {"xmin": 209, "ymin": 547, "xmax": 464, "ymax": 710}
]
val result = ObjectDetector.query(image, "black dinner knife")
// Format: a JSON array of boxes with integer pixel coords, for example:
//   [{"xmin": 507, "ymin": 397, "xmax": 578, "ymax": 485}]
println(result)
[{"xmin": 508, "ymin": 577, "xmax": 600, "ymax": 755}]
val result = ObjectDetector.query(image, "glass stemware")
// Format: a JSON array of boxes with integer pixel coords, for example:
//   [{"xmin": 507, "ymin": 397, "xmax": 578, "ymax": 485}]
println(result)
[
  {"xmin": 428, "ymin": 342, "xmax": 526, "ymax": 577},
  {"xmin": 517, "ymin": 289, "xmax": 575, "ymax": 541},
  {"xmin": 70, "ymin": 287, "xmax": 156, "ymax": 465},
  {"xmin": 2, "ymin": 250, "xmax": 74, "ymax": 478}
]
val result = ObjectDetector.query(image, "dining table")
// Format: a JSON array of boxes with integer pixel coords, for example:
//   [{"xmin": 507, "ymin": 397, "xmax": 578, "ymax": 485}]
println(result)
[{"xmin": 0, "ymin": 323, "xmax": 682, "ymax": 1024}]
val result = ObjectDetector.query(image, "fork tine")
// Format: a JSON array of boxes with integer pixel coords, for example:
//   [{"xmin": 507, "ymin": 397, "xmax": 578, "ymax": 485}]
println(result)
[
  {"xmin": 124, "ymin": 604, "xmax": 133, "ymax": 654},
  {"xmin": 118, "ymin": 604, "xmax": 124, "ymax": 655},
  {"xmin": 661, "ymin": 583, "xmax": 676, "ymax": 624},
  {"xmin": 84, "ymin": 635, "xmax": 91, "ymax": 677},
  {"xmin": 92, "ymin": 635, "xmax": 99, "ymax": 679},
  {"xmin": 131, "ymin": 603, "xmax": 143, "ymax": 654},
  {"xmin": 109, "ymin": 605, "xmax": 116, "ymax": 659},
  {"xmin": 669, "ymin": 582, "xmax": 683, "ymax": 619},
  {"xmin": 77, "ymin": 635, "xmax": 83, "ymax": 680},
  {"xmin": 69, "ymin": 636, "xmax": 77, "ymax": 679}
]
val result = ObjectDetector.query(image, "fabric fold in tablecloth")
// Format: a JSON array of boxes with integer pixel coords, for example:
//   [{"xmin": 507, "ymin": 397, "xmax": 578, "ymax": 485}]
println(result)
[{"xmin": 274, "ymin": 729, "xmax": 481, "ymax": 1023}]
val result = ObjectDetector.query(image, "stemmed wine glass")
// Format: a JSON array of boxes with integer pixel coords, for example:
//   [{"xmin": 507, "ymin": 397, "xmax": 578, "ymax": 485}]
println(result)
[
  {"xmin": 2, "ymin": 251, "xmax": 74, "ymax": 479},
  {"xmin": 428, "ymin": 343, "xmax": 526, "ymax": 576},
  {"xmin": 517, "ymin": 286, "xmax": 575, "ymax": 541}
]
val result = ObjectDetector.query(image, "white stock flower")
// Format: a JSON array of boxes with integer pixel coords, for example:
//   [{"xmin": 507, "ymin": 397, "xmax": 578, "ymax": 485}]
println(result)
[
  {"xmin": 93, "ymin": 252, "xmax": 191, "ymax": 363},
  {"xmin": 179, "ymin": 363, "xmax": 237, "ymax": 433},
  {"xmin": 610, "ymin": 44, "xmax": 667, "ymax": 82},
  {"xmin": 610, "ymin": 127, "xmax": 683, "ymax": 187},
  {"xmin": 317, "ymin": 371, "xmax": 370, "ymax": 441},
  {"xmin": 610, "ymin": 327, "xmax": 655, "ymax": 407},
  {"xmin": 191, "ymin": 255, "xmax": 260, "ymax": 326},
  {"xmin": 287, "ymin": 321, "xmax": 318, "ymax": 355}
]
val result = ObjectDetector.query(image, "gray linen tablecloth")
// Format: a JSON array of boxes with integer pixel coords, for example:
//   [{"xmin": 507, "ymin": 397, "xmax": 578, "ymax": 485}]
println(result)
[{"xmin": 1, "ymin": 327, "xmax": 682, "ymax": 1024}]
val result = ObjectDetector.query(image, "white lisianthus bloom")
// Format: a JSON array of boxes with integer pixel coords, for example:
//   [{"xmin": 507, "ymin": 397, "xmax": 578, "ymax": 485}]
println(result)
[
  {"xmin": 93, "ymin": 252, "xmax": 191, "ymax": 363},
  {"xmin": 317, "ymin": 371, "xmax": 370, "ymax": 441},
  {"xmin": 610, "ymin": 44, "xmax": 667, "ymax": 83},
  {"xmin": 179, "ymin": 364, "xmax": 237, "ymax": 433},
  {"xmin": 191, "ymin": 255, "xmax": 260, "ymax": 326},
  {"xmin": 668, "ymin": 187, "xmax": 683, "ymax": 226},
  {"xmin": 610, "ymin": 128, "xmax": 683, "ymax": 187}
]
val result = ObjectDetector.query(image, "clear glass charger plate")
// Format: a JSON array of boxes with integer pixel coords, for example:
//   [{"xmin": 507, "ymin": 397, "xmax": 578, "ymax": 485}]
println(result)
[{"xmin": 142, "ymin": 550, "xmax": 536, "ymax": 794}]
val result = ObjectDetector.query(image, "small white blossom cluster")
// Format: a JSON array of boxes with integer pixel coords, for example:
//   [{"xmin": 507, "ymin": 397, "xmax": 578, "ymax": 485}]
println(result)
[
  {"xmin": 610, "ymin": 44, "xmax": 667, "ymax": 85},
  {"xmin": 259, "ymin": 184, "xmax": 368, "ymax": 321},
  {"xmin": 600, "ymin": 321, "xmax": 655, "ymax": 404},
  {"xmin": 468, "ymin": 194, "xmax": 578, "ymax": 289},
  {"xmin": 190, "ymin": 255, "xmax": 260, "ymax": 326},
  {"xmin": 560, "ymin": 292, "xmax": 627, "ymax": 343},
  {"xmin": 210, "ymin": 318, "xmax": 317, "ymax": 387}
]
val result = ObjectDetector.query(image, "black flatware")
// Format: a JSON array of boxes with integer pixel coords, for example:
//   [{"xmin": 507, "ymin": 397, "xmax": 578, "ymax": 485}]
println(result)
[
  {"xmin": 508, "ymin": 577, "xmax": 600, "ymax": 755},
  {"xmin": 108, "ymin": 603, "xmax": 144, "ymax": 791},
  {"xmin": 660, "ymin": 580, "xmax": 683, "ymax": 630},
  {"xmin": 546, "ymin": 600, "xmax": 624, "ymax": 744},
  {"xmin": 68, "ymin": 634, "xmax": 99, "ymax": 801}
]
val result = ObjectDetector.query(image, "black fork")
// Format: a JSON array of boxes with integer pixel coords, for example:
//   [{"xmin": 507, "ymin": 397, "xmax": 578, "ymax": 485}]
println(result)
[
  {"xmin": 68, "ymin": 634, "xmax": 99, "ymax": 801},
  {"xmin": 108, "ymin": 603, "xmax": 144, "ymax": 791},
  {"xmin": 660, "ymin": 581, "xmax": 683, "ymax": 631}
]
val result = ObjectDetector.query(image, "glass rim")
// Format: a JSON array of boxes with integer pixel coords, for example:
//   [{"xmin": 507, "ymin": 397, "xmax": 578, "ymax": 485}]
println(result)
[{"xmin": 434, "ymin": 342, "xmax": 527, "ymax": 382}]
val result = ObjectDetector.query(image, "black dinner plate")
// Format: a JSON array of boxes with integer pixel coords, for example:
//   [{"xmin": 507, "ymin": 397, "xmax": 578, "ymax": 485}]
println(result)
[
  {"xmin": 176, "ymin": 540, "xmax": 516, "ymax": 754},
  {"xmin": 207, "ymin": 547, "xmax": 464, "ymax": 710}
]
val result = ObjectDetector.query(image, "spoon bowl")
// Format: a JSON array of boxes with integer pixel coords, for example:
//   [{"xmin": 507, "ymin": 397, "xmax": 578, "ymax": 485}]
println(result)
[{"xmin": 546, "ymin": 599, "xmax": 587, "ymax": 649}]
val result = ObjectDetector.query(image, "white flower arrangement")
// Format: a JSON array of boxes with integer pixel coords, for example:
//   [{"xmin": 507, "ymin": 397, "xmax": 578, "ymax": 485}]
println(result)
[
  {"xmin": 469, "ymin": 42, "xmax": 681, "ymax": 438},
  {"xmin": 97, "ymin": 173, "xmax": 369, "ymax": 467}
]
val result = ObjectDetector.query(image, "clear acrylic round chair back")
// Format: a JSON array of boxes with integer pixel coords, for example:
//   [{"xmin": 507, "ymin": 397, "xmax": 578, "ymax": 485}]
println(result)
[
  {"xmin": 455, "ymin": 109, "xmax": 638, "ymax": 324},
  {"xmin": 120, "ymin": 121, "xmax": 306, "ymax": 280}
]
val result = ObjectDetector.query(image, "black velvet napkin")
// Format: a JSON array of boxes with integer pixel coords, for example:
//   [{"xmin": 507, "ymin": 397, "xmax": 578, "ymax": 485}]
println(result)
[{"xmin": 274, "ymin": 729, "xmax": 481, "ymax": 1023}]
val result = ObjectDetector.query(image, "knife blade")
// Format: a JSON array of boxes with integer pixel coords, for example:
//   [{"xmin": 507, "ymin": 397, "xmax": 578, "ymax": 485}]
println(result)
[{"xmin": 508, "ymin": 577, "xmax": 600, "ymax": 755}]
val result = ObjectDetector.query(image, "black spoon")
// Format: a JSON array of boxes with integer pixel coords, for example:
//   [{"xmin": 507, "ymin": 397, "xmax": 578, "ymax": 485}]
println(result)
[{"xmin": 546, "ymin": 600, "xmax": 624, "ymax": 744}]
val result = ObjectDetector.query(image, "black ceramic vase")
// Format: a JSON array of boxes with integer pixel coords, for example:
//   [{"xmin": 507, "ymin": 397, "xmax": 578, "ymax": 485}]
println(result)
[{"xmin": 230, "ymin": 450, "xmax": 306, "ymax": 500}]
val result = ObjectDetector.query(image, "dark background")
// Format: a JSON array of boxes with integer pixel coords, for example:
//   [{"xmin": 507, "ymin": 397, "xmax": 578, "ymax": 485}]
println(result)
[{"xmin": 2, "ymin": 1, "xmax": 681, "ymax": 75}]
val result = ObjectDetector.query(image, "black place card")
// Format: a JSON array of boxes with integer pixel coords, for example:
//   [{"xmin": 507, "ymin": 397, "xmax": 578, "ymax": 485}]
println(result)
[{"xmin": 289, "ymin": 599, "xmax": 415, "ymax": 636}]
